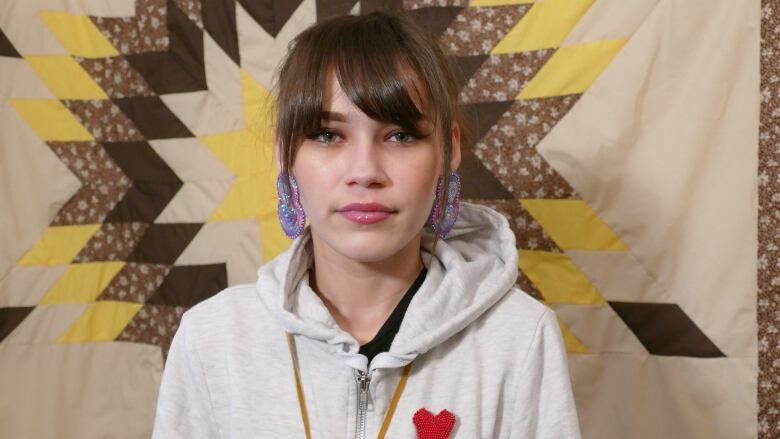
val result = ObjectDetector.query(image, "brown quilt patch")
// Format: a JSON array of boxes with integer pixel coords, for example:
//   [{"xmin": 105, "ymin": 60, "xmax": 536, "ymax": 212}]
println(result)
[
  {"xmin": 173, "ymin": 0, "xmax": 203, "ymax": 29},
  {"xmin": 439, "ymin": 5, "xmax": 531, "ymax": 56},
  {"xmin": 460, "ymin": 50, "xmax": 554, "ymax": 104},
  {"xmin": 116, "ymin": 304, "xmax": 186, "ymax": 359},
  {"xmin": 758, "ymin": 1, "xmax": 780, "ymax": 436},
  {"xmin": 403, "ymin": 0, "xmax": 468, "ymax": 10},
  {"xmin": 474, "ymin": 96, "xmax": 581, "ymax": 198},
  {"xmin": 63, "ymin": 100, "xmax": 144, "ymax": 142},
  {"xmin": 91, "ymin": 0, "xmax": 169, "ymax": 55},
  {"xmin": 474, "ymin": 199, "xmax": 563, "ymax": 253},
  {"xmin": 76, "ymin": 56, "xmax": 155, "ymax": 98},
  {"xmin": 99, "ymin": 262, "xmax": 171, "ymax": 303},
  {"xmin": 73, "ymin": 222, "xmax": 149, "ymax": 262},
  {"xmin": 47, "ymin": 141, "xmax": 131, "ymax": 225}
]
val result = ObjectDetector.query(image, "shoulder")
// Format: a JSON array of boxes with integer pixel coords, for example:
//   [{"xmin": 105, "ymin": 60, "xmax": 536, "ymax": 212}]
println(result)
[
  {"xmin": 184, "ymin": 283, "xmax": 259, "ymax": 321},
  {"xmin": 458, "ymin": 287, "xmax": 560, "ymax": 368},
  {"xmin": 178, "ymin": 283, "xmax": 281, "ymax": 343},
  {"xmin": 481, "ymin": 286, "xmax": 554, "ymax": 338},
  {"xmin": 185, "ymin": 283, "xmax": 259, "ymax": 315},
  {"xmin": 497, "ymin": 286, "xmax": 551, "ymax": 317}
]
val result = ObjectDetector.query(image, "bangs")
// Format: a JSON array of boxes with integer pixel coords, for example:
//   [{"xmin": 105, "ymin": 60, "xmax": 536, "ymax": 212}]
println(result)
[{"xmin": 329, "ymin": 29, "xmax": 433, "ymax": 136}]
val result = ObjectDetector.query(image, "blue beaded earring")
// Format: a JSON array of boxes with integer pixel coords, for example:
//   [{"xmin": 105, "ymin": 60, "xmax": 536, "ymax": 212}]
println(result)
[
  {"xmin": 277, "ymin": 172, "xmax": 306, "ymax": 239},
  {"xmin": 426, "ymin": 171, "xmax": 461, "ymax": 238}
]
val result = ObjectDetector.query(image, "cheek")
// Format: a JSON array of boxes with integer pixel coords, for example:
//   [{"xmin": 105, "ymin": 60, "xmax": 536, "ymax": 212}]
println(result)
[
  {"xmin": 290, "ymin": 156, "xmax": 325, "ymax": 208},
  {"xmin": 290, "ymin": 153, "xmax": 347, "ymax": 218},
  {"xmin": 410, "ymin": 149, "xmax": 441, "ymax": 185},
  {"xmin": 393, "ymin": 154, "xmax": 440, "ymax": 201}
]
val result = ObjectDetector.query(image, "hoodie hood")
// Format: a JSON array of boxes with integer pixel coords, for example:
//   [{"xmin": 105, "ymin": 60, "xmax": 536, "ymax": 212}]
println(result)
[{"xmin": 255, "ymin": 201, "xmax": 519, "ymax": 371}]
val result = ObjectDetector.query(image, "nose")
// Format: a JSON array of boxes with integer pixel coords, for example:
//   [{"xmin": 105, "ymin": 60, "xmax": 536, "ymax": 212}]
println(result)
[{"xmin": 343, "ymin": 135, "xmax": 388, "ymax": 188}]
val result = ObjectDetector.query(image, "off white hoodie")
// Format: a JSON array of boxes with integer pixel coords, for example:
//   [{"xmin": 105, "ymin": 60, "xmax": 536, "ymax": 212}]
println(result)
[{"xmin": 152, "ymin": 202, "xmax": 581, "ymax": 438}]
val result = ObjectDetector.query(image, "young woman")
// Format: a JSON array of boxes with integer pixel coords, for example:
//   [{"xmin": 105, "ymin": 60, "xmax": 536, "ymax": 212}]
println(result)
[{"xmin": 153, "ymin": 11, "xmax": 580, "ymax": 439}]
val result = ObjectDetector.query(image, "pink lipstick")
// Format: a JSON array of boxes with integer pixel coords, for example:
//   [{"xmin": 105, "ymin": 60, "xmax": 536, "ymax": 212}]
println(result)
[{"xmin": 338, "ymin": 203, "xmax": 396, "ymax": 225}]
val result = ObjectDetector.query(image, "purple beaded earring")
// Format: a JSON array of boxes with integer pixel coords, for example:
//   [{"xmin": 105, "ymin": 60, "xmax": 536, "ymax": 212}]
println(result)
[
  {"xmin": 426, "ymin": 171, "xmax": 461, "ymax": 238},
  {"xmin": 277, "ymin": 172, "xmax": 306, "ymax": 239}
]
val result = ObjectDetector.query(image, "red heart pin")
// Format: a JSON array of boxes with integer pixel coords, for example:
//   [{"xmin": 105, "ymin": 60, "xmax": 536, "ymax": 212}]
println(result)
[{"xmin": 413, "ymin": 408, "xmax": 456, "ymax": 439}]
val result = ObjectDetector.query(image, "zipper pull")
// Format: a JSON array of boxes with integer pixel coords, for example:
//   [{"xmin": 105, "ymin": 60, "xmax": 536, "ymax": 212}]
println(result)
[
  {"xmin": 354, "ymin": 369, "xmax": 373, "ymax": 439},
  {"xmin": 356, "ymin": 370, "xmax": 374, "ymax": 412}
]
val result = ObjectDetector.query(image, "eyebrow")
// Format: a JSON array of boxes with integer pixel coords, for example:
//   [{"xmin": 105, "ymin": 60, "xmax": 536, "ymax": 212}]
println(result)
[
  {"xmin": 319, "ymin": 110, "xmax": 433, "ymax": 126},
  {"xmin": 320, "ymin": 111, "xmax": 347, "ymax": 122}
]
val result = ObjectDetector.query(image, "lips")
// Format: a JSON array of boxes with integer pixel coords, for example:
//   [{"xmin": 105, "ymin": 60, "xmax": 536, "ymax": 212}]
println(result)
[
  {"xmin": 338, "ymin": 202, "xmax": 396, "ymax": 225},
  {"xmin": 338, "ymin": 202, "xmax": 396, "ymax": 213}
]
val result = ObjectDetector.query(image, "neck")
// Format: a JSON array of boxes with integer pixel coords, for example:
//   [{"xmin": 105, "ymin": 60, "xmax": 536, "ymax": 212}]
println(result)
[{"xmin": 309, "ymin": 233, "xmax": 424, "ymax": 345}]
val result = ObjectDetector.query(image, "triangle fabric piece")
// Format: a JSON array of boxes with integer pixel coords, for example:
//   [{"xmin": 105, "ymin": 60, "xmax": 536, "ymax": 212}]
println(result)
[
  {"xmin": 0, "ymin": 27, "xmax": 21, "ymax": 58},
  {"xmin": 239, "ymin": 0, "xmax": 305, "ymax": 37}
]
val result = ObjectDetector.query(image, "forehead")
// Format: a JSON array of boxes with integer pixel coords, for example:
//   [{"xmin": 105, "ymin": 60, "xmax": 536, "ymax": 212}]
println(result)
[
  {"xmin": 322, "ymin": 72, "xmax": 350, "ymax": 111},
  {"xmin": 321, "ymin": 65, "xmax": 432, "ymax": 120}
]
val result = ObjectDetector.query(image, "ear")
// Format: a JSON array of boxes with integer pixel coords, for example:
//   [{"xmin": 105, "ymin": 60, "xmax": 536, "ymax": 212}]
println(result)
[{"xmin": 449, "ymin": 122, "xmax": 462, "ymax": 172}]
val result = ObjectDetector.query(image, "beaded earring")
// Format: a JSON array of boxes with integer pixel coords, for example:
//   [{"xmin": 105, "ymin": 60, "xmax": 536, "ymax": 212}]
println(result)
[
  {"xmin": 277, "ymin": 172, "xmax": 306, "ymax": 239},
  {"xmin": 426, "ymin": 171, "xmax": 461, "ymax": 239}
]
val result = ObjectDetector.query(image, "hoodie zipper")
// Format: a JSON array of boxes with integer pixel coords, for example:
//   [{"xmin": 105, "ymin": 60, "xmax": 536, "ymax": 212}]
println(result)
[
  {"xmin": 287, "ymin": 333, "xmax": 411, "ymax": 439},
  {"xmin": 355, "ymin": 369, "xmax": 372, "ymax": 439}
]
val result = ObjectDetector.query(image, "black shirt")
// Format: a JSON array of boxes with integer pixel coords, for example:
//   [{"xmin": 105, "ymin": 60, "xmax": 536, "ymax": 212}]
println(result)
[{"xmin": 358, "ymin": 266, "xmax": 427, "ymax": 365}]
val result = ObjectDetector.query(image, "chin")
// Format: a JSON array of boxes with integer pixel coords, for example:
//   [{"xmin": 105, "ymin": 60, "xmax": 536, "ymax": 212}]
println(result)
[
  {"xmin": 337, "ymin": 234, "xmax": 408, "ymax": 263},
  {"xmin": 316, "ymin": 227, "xmax": 416, "ymax": 264}
]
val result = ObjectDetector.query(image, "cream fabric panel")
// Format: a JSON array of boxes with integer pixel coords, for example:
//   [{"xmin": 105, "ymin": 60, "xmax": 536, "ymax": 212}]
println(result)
[
  {"xmin": 570, "ymin": 355, "xmax": 756, "ymax": 438},
  {"xmin": 0, "ymin": 343, "xmax": 162, "ymax": 439},
  {"xmin": 0, "ymin": 105, "xmax": 80, "ymax": 278},
  {"xmin": 539, "ymin": 0, "xmax": 758, "ymax": 356},
  {"xmin": 538, "ymin": 0, "xmax": 759, "ymax": 436}
]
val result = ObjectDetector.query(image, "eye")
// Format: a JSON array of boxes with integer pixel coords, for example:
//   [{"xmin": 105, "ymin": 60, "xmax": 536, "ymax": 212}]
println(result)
[
  {"xmin": 311, "ymin": 130, "xmax": 340, "ymax": 144},
  {"xmin": 388, "ymin": 131, "xmax": 417, "ymax": 143}
]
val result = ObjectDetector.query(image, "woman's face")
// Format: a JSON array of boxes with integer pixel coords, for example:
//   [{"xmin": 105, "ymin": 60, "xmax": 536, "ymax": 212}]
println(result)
[{"xmin": 283, "ymin": 72, "xmax": 460, "ymax": 263}]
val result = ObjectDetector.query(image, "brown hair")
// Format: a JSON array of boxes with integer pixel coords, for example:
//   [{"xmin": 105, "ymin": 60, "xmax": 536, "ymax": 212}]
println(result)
[{"xmin": 270, "ymin": 11, "xmax": 471, "ymax": 252}]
